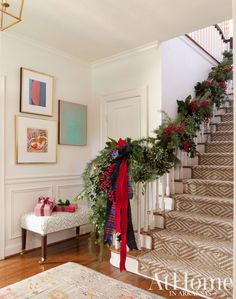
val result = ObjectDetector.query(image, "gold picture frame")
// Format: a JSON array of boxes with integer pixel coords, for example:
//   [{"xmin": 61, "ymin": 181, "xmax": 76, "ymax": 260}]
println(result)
[
  {"xmin": 20, "ymin": 67, "xmax": 54, "ymax": 116},
  {"xmin": 15, "ymin": 115, "xmax": 57, "ymax": 164}
]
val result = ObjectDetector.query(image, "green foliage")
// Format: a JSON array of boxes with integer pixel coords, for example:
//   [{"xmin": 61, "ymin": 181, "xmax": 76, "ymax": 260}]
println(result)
[{"xmin": 77, "ymin": 51, "xmax": 233, "ymax": 247}]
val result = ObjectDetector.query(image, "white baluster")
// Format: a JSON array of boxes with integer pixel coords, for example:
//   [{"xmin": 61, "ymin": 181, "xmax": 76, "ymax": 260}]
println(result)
[
  {"xmin": 171, "ymin": 167, "xmax": 175, "ymax": 194},
  {"xmin": 166, "ymin": 173, "xmax": 170, "ymax": 197},
  {"xmin": 143, "ymin": 183, "xmax": 148, "ymax": 232},
  {"xmin": 156, "ymin": 179, "xmax": 159, "ymax": 211},
  {"xmin": 149, "ymin": 182, "xmax": 154, "ymax": 230}
]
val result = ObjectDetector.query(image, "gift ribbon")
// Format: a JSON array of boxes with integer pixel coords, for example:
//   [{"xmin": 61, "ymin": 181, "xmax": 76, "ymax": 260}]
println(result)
[
  {"xmin": 58, "ymin": 199, "xmax": 70, "ymax": 206},
  {"xmin": 115, "ymin": 157, "xmax": 128, "ymax": 272}
]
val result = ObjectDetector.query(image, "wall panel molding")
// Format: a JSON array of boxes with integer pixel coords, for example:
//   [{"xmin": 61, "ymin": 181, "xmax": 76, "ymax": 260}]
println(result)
[
  {"xmin": 5, "ymin": 173, "xmax": 82, "ymax": 185},
  {"xmin": 9, "ymin": 185, "xmax": 53, "ymax": 239}
]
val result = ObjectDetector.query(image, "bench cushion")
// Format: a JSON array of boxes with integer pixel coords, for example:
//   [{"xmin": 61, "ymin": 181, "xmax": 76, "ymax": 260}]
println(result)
[{"xmin": 21, "ymin": 207, "xmax": 88, "ymax": 235}]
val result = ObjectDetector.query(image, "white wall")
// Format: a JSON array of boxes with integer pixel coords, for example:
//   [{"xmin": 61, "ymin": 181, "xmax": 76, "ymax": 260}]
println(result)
[
  {"xmin": 91, "ymin": 44, "xmax": 162, "ymax": 156},
  {"xmin": 161, "ymin": 36, "xmax": 217, "ymax": 119},
  {"xmin": 1, "ymin": 33, "xmax": 92, "ymax": 256}
]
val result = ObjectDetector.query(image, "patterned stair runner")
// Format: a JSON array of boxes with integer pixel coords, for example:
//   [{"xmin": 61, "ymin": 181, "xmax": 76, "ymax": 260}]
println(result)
[{"xmin": 138, "ymin": 99, "xmax": 233, "ymax": 298}]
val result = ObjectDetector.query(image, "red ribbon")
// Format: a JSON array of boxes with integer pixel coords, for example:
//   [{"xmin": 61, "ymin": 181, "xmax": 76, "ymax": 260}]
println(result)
[{"xmin": 115, "ymin": 157, "xmax": 129, "ymax": 272}]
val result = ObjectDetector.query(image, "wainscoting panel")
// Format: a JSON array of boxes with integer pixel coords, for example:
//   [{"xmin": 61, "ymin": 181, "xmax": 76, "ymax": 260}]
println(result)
[{"xmin": 4, "ymin": 174, "xmax": 91, "ymax": 257}]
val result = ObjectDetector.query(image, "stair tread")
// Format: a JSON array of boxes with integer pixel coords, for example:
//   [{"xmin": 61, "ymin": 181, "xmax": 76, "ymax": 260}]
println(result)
[
  {"xmin": 166, "ymin": 211, "xmax": 233, "ymax": 225},
  {"xmin": 192, "ymin": 165, "xmax": 233, "ymax": 170},
  {"xmin": 183, "ymin": 178, "xmax": 233, "ymax": 185},
  {"xmin": 173, "ymin": 193, "xmax": 233, "ymax": 204},
  {"xmin": 139, "ymin": 252, "xmax": 232, "ymax": 278},
  {"xmin": 152, "ymin": 230, "xmax": 233, "ymax": 253},
  {"xmin": 207, "ymin": 141, "xmax": 233, "ymax": 144},
  {"xmin": 212, "ymin": 130, "xmax": 233, "ymax": 134},
  {"xmin": 200, "ymin": 153, "xmax": 233, "ymax": 156}
]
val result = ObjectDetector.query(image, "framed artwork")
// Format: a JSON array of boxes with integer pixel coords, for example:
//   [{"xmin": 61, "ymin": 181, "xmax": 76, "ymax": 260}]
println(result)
[
  {"xmin": 58, "ymin": 100, "xmax": 87, "ymax": 146},
  {"xmin": 20, "ymin": 67, "xmax": 54, "ymax": 116},
  {"xmin": 16, "ymin": 116, "xmax": 57, "ymax": 164}
]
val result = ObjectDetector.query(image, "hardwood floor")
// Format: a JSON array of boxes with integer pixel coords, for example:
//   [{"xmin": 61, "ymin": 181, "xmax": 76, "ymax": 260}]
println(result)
[{"xmin": 0, "ymin": 234, "xmax": 202, "ymax": 299}]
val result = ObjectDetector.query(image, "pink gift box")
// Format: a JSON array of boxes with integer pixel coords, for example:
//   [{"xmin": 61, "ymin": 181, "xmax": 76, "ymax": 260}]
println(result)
[
  {"xmin": 34, "ymin": 202, "xmax": 53, "ymax": 216},
  {"xmin": 34, "ymin": 197, "xmax": 55, "ymax": 216}
]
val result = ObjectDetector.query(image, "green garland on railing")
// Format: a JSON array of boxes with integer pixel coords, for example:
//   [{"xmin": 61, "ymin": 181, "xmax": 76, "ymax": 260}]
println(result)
[{"xmin": 78, "ymin": 50, "xmax": 233, "ymax": 245}]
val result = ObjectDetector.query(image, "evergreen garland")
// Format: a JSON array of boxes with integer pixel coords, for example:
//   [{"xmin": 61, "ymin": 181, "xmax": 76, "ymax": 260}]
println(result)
[{"xmin": 77, "ymin": 50, "xmax": 233, "ymax": 254}]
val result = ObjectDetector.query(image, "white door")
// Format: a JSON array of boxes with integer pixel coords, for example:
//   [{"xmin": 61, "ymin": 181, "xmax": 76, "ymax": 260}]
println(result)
[{"xmin": 101, "ymin": 87, "xmax": 148, "ymax": 146}]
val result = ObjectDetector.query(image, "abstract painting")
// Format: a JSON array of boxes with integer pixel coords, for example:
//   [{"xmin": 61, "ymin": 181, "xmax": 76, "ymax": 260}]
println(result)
[
  {"xmin": 27, "ymin": 128, "xmax": 48, "ymax": 153},
  {"xmin": 16, "ymin": 116, "xmax": 57, "ymax": 164},
  {"xmin": 58, "ymin": 100, "xmax": 87, "ymax": 146},
  {"xmin": 20, "ymin": 68, "xmax": 54, "ymax": 116}
]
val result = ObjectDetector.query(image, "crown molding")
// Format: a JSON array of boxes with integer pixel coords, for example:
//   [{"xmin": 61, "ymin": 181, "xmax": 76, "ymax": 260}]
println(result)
[
  {"xmin": 2, "ymin": 31, "xmax": 90, "ymax": 68},
  {"xmin": 91, "ymin": 41, "xmax": 159, "ymax": 68}
]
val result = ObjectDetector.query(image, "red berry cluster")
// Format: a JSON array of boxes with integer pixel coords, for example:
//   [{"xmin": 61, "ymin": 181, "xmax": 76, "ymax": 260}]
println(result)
[
  {"xmin": 218, "ymin": 81, "xmax": 227, "ymax": 92},
  {"xmin": 100, "ymin": 163, "xmax": 115, "ymax": 191},
  {"xmin": 200, "ymin": 99, "xmax": 210, "ymax": 108},
  {"xmin": 204, "ymin": 80, "xmax": 211, "ymax": 87},
  {"xmin": 224, "ymin": 66, "xmax": 233, "ymax": 73},
  {"xmin": 183, "ymin": 140, "xmax": 189, "ymax": 152},
  {"xmin": 164, "ymin": 122, "xmax": 185, "ymax": 137},
  {"xmin": 189, "ymin": 101, "xmax": 198, "ymax": 112}
]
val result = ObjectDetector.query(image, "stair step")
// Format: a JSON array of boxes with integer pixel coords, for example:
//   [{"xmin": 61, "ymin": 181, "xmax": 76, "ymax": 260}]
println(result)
[
  {"xmin": 183, "ymin": 179, "xmax": 233, "ymax": 198},
  {"xmin": 138, "ymin": 252, "xmax": 232, "ymax": 298},
  {"xmin": 216, "ymin": 121, "xmax": 233, "ymax": 132},
  {"xmin": 192, "ymin": 165, "xmax": 233, "ymax": 181},
  {"xmin": 222, "ymin": 113, "xmax": 233, "ymax": 122},
  {"xmin": 211, "ymin": 131, "xmax": 233, "ymax": 141},
  {"xmin": 226, "ymin": 106, "xmax": 233, "ymax": 113},
  {"xmin": 199, "ymin": 153, "xmax": 233, "ymax": 166},
  {"xmin": 165, "ymin": 211, "xmax": 233, "ymax": 241},
  {"xmin": 152, "ymin": 230, "xmax": 233, "ymax": 272},
  {"xmin": 206, "ymin": 141, "xmax": 233, "ymax": 153},
  {"xmin": 174, "ymin": 194, "xmax": 233, "ymax": 217}
]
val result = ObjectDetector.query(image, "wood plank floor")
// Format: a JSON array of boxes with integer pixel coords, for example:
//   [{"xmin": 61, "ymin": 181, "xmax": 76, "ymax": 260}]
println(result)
[{"xmin": 0, "ymin": 235, "xmax": 202, "ymax": 299}]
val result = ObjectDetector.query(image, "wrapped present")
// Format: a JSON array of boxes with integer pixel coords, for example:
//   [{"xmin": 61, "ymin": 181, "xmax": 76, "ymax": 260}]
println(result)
[
  {"xmin": 56, "ymin": 205, "xmax": 76, "ymax": 213},
  {"xmin": 34, "ymin": 197, "xmax": 55, "ymax": 216},
  {"xmin": 55, "ymin": 199, "xmax": 76, "ymax": 213}
]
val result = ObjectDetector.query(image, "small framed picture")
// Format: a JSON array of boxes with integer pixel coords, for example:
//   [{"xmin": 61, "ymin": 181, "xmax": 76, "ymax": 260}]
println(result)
[
  {"xmin": 58, "ymin": 100, "xmax": 87, "ymax": 146},
  {"xmin": 16, "ymin": 115, "xmax": 57, "ymax": 164},
  {"xmin": 20, "ymin": 67, "xmax": 54, "ymax": 116}
]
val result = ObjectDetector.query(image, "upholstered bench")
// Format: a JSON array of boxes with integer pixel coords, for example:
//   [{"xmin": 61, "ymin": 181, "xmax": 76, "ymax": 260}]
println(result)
[{"xmin": 20, "ymin": 206, "xmax": 89, "ymax": 263}]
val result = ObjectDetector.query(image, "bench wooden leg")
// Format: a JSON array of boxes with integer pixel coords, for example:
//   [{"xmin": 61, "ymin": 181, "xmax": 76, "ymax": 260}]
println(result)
[
  {"xmin": 39, "ymin": 235, "xmax": 47, "ymax": 264},
  {"xmin": 76, "ymin": 226, "xmax": 80, "ymax": 239},
  {"xmin": 20, "ymin": 228, "xmax": 27, "ymax": 255}
]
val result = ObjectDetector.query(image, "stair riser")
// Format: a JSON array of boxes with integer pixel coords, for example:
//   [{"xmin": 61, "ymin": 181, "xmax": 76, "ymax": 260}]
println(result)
[
  {"xmin": 206, "ymin": 143, "xmax": 233, "ymax": 153},
  {"xmin": 211, "ymin": 133, "xmax": 233, "ymax": 142},
  {"xmin": 222, "ymin": 114, "xmax": 233, "ymax": 122},
  {"xmin": 153, "ymin": 239, "xmax": 233, "ymax": 272},
  {"xmin": 199, "ymin": 155, "xmax": 233, "ymax": 166},
  {"xmin": 175, "ymin": 199, "xmax": 233, "ymax": 218},
  {"xmin": 138, "ymin": 262, "xmax": 232, "ymax": 299},
  {"xmin": 192, "ymin": 168, "xmax": 233, "ymax": 181},
  {"xmin": 217, "ymin": 123, "xmax": 233, "ymax": 131},
  {"xmin": 184, "ymin": 182, "xmax": 233, "ymax": 198},
  {"xmin": 165, "ymin": 217, "xmax": 233, "ymax": 241}
]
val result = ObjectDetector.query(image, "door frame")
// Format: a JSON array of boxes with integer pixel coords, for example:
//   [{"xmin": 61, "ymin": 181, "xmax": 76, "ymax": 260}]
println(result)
[
  {"xmin": 100, "ymin": 86, "xmax": 149, "ymax": 148},
  {"xmin": 0, "ymin": 75, "xmax": 6, "ymax": 259}
]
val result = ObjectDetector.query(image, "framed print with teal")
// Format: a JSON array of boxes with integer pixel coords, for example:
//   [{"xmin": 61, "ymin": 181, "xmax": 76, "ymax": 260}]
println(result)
[
  {"xmin": 20, "ymin": 68, "xmax": 54, "ymax": 116},
  {"xmin": 58, "ymin": 100, "xmax": 87, "ymax": 146}
]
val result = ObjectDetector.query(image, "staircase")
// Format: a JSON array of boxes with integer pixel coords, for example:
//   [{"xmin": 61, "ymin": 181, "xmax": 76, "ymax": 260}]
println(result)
[{"xmin": 137, "ymin": 97, "xmax": 233, "ymax": 298}]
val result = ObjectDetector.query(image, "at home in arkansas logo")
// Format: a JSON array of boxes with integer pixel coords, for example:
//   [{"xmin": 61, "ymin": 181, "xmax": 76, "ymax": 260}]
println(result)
[{"xmin": 148, "ymin": 272, "xmax": 233, "ymax": 297}]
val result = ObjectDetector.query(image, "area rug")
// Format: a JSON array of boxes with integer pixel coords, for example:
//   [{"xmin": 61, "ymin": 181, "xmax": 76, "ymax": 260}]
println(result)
[{"xmin": 0, "ymin": 262, "xmax": 164, "ymax": 298}]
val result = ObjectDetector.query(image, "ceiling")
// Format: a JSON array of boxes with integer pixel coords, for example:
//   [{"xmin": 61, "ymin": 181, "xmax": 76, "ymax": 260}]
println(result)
[{"xmin": 9, "ymin": 0, "xmax": 232, "ymax": 62}]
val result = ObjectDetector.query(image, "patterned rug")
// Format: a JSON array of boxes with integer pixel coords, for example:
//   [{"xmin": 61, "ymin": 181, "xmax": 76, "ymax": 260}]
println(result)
[{"xmin": 0, "ymin": 262, "xmax": 164, "ymax": 299}]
